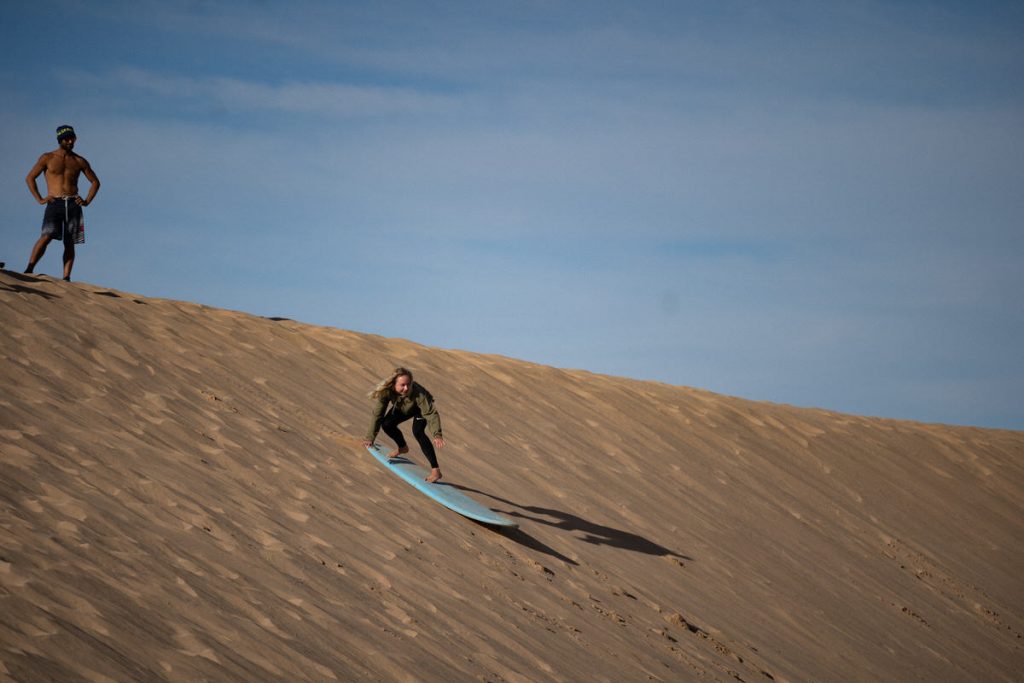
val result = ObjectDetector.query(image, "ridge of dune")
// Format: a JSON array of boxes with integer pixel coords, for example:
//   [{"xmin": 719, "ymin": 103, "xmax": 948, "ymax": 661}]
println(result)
[{"xmin": 1, "ymin": 270, "xmax": 1022, "ymax": 682}]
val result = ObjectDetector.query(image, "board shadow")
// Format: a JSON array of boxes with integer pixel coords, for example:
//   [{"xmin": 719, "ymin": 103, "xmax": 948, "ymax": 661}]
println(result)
[{"xmin": 452, "ymin": 485, "xmax": 692, "ymax": 562}]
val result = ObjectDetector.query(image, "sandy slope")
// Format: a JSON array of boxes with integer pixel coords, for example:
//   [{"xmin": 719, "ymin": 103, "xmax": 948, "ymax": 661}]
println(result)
[{"xmin": 1, "ymin": 270, "xmax": 1022, "ymax": 682}]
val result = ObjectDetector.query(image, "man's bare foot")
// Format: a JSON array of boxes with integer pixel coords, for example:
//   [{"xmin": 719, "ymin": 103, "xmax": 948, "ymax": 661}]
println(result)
[
  {"xmin": 387, "ymin": 446, "xmax": 409, "ymax": 459},
  {"xmin": 425, "ymin": 468, "xmax": 443, "ymax": 483}
]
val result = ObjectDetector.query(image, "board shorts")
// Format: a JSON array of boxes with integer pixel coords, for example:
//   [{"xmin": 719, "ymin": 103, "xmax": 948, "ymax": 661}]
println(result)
[{"xmin": 41, "ymin": 197, "xmax": 85, "ymax": 245}]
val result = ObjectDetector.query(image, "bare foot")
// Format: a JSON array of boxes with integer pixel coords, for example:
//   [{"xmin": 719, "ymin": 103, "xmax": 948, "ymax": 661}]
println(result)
[
  {"xmin": 387, "ymin": 446, "xmax": 409, "ymax": 459},
  {"xmin": 425, "ymin": 468, "xmax": 443, "ymax": 483}
]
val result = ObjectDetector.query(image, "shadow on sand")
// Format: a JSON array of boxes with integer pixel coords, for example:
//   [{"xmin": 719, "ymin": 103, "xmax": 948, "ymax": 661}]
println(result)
[
  {"xmin": 454, "ymin": 485, "xmax": 693, "ymax": 566},
  {"xmin": 0, "ymin": 271, "xmax": 59, "ymax": 299}
]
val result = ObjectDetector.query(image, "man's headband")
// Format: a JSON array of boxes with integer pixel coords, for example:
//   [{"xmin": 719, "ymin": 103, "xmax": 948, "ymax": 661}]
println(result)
[{"xmin": 56, "ymin": 125, "xmax": 76, "ymax": 141}]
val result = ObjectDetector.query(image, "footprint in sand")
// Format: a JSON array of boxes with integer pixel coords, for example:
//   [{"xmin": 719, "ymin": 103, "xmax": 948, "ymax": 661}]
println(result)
[
  {"xmin": 383, "ymin": 603, "xmax": 419, "ymax": 638},
  {"xmin": 255, "ymin": 530, "xmax": 285, "ymax": 552},
  {"xmin": 0, "ymin": 560, "xmax": 31, "ymax": 589},
  {"xmin": 174, "ymin": 555, "xmax": 206, "ymax": 577},
  {"xmin": 59, "ymin": 592, "xmax": 110, "ymax": 637},
  {"xmin": 3, "ymin": 444, "xmax": 38, "ymax": 471},
  {"xmin": 304, "ymin": 532, "xmax": 331, "ymax": 548},
  {"xmin": 175, "ymin": 576, "xmax": 200, "ymax": 599},
  {"xmin": 209, "ymin": 561, "xmax": 240, "ymax": 581},
  {"xmin": 283, "ymin": 508, "xmax": 310, "ymax": 523},
  {"xmin": 172, "ymin": 625, "xmax": 220, "ymax": 662},
  {"xmin": 39, "ymin": 483, "xmax": 89, "ymax": 521},
  {"xmin": 20, "ymin": 614, "xmax": 60, "ymax": 638}
]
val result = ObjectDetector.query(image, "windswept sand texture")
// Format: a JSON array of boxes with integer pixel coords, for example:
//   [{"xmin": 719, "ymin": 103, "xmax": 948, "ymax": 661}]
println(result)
[{"xmin": 1, "ymin": 270, "xmax": 1022, "ymax": 682}]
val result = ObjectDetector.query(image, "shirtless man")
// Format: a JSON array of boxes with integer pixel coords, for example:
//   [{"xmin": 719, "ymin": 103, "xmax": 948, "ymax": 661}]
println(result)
[{"xmin": 25, "ymin": 125, "xmax": 101, "ymax": 281}]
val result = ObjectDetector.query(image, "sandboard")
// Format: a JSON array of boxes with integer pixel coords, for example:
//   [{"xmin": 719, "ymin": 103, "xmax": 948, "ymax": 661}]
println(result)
[{"xmin": 365, "ymin": 443, "xmax": 518, "ymax": 528}]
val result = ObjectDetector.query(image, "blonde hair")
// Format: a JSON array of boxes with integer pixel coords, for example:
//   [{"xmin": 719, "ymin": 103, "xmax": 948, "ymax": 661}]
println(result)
[{"xmin": 369, "ymin": 367, "xmax": 413, "ymax": 401}]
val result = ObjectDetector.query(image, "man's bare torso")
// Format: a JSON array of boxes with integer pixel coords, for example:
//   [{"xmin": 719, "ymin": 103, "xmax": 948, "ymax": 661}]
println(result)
[
  {"xmin": 26, "ymin": 137, "xmax": 99, "ymax": 207},
  {"xmin": 40, "ymin": 149, "xmax": 89, "ymax": 198}
]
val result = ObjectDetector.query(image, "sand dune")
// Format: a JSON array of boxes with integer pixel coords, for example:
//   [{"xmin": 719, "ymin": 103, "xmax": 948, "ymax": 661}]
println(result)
[{"xmin": 1, "ymin": 270, "xmax": 1022, "ymax": 682}]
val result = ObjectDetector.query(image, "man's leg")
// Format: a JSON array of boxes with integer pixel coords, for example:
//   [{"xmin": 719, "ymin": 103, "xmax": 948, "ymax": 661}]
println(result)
[
  {"xmin": 62, "ymin": 242, "xmax": 75, "ymax": 281},
  {"xmin": 25, "ymin": 235, "xmax": 53, "ymax": 274}
]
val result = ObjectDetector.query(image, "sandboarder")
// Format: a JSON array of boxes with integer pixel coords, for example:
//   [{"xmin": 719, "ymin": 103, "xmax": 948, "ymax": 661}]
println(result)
[
  {"xmin": 25, "ymin": 125, "xmax": 101, "ymax": 281},
  {"xmin": 362, "ymin": 367, "xmax": 446, "ymax": 483}
]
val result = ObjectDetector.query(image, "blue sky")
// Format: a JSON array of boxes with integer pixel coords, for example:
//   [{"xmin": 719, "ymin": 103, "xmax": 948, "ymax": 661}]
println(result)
[{"xmin": 2, "ymin": 0, "xmax": 1022, "ymax": 430}]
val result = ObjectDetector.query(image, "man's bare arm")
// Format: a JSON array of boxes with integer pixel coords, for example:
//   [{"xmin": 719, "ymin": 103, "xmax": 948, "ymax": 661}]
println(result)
[
  {"xmin": 79, "ymin": 160, "xmax": 100, "ymax": 206},
  {"xmin": 25, "ymin": 154, "xmax": 51, "ymax": 205}
]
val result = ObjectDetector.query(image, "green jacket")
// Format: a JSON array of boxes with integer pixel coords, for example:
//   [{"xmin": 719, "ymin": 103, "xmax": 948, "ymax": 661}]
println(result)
[{"xmin": 365, "ymin": 382, "xmax": 443, "ymax": 441}]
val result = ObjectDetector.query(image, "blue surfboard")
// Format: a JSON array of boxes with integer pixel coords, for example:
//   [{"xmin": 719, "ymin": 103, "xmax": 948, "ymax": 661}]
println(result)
[{"xmin": 365, "ymin": 443, "xmax": 518, "ymax": 528}]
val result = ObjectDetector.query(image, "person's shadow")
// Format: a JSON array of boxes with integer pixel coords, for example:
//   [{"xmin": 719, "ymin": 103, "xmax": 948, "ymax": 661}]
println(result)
[
  {"xmin": 455, "ymin": 485, "xmax": 693, "ymax": 567},
  {"xmin": 0, "ymin": 271, "xmax": 59, "ymax": 299}
]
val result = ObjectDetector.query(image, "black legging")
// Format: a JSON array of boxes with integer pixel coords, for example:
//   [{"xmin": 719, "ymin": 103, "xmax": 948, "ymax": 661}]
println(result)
[{"xmin": 381, "ymin": 412, "xmax": 439, "ymax": 469}]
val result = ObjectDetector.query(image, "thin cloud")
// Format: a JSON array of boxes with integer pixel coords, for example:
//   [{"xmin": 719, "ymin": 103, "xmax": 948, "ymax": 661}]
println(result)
[{"xmin": 73, "ymin": 67, "xmax": 460, "ymax": 118}]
